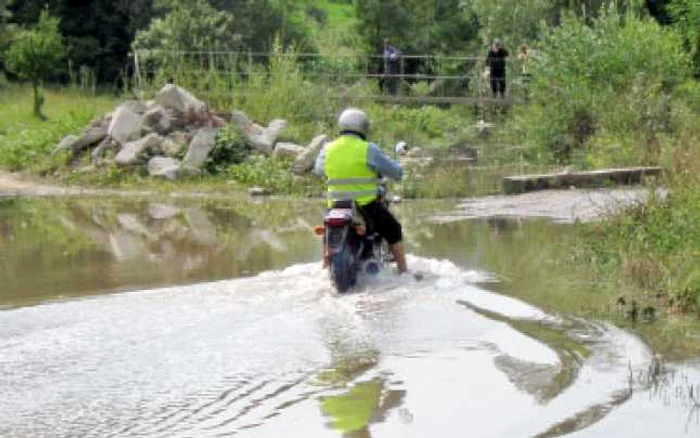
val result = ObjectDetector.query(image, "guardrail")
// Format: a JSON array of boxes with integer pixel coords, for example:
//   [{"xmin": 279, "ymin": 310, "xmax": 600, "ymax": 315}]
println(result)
[{"xmin": 129, "ymin": 50, "xmax": 530, "ymax": 105}]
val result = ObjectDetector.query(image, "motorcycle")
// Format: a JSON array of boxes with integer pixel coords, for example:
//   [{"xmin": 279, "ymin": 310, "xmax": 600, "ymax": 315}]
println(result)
[{"xmin": 314, "ymin": 182, "xmax": 394, "ymax": 293}]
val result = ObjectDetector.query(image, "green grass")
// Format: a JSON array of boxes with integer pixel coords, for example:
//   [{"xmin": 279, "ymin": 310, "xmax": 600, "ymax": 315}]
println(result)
[
  {"xmin": 471, "ymin": 212, "xmax": 700, "ymax": 360},
  {"xmin": 0, "ymin": 85, "xmax": 117, "ymax": 171}
]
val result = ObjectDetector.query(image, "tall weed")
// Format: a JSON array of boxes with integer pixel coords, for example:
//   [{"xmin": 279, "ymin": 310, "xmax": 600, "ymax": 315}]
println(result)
[{"xmin": 516, "ymin": 7, "xmax": 690, "ymax": 166}]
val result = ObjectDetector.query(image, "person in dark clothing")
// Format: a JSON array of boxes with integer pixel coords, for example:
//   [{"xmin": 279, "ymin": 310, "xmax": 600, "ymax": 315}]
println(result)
[
  {"xmin": 486, "ymin": 39, "xmax": 509, "ymax": 98},
  {"xmin": 383, "ymin": 38, "xmax": 401, "ymax": 96}
]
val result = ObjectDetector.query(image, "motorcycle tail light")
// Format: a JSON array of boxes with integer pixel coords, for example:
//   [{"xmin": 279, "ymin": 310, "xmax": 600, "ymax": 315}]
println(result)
[{"xmin": 324, "ymin": 217, "xmax": 350, "ymax": 227}]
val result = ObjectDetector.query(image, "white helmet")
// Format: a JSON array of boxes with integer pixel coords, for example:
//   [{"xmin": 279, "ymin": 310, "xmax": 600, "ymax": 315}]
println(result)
[{"xmin": 338, "ymin": 108, "xmax": 369, "ymax": 137}]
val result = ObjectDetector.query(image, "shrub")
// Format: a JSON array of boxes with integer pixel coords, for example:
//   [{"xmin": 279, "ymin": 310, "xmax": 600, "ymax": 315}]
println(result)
[
  {"xmin": 225, "ymin": 155, "xmax": 323, "ymax": 195},
  {"xmin": 515, "ymin": 6, "xmax": 691, "ymax": 166},
  {"xmin": 577, "ymin": 185, "xmax": 700, "ymax": 315},
  {"xmin": 205, "ymin": 125, "xmax": 252, "ymax": 174}
]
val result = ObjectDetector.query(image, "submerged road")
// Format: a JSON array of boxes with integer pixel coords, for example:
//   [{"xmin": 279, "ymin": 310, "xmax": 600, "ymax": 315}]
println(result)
[
  {"xmin": 0, "ymin": 192, "xmax": 697, "ymax": 437},
  {"xmin": 1, "ymin": 257, "xmax": 698, "ymax": 437}
]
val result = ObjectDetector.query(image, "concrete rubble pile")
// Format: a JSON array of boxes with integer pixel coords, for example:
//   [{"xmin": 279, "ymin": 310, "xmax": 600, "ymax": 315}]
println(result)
[{"xmin": 54, "ymin": 85, "xmax": 328, "ymax": 181}]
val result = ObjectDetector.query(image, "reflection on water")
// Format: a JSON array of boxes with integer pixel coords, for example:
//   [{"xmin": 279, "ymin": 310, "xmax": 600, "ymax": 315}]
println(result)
[
  {"xmin": 0, "ymin": 197, "xmax": 324, "ymax": 306},
  {"xmin": 320, "ymin": 377, "xmax": 407, "ymax": 437},
  {"xmin": 1, "ymin": 196, "xmax": 699, "ymax": 438}
]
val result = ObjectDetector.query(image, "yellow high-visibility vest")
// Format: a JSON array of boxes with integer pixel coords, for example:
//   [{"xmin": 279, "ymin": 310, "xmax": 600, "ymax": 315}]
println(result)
[{"xmin": 324, "ymin": 135, "xmax": 378, "ymax": 206}]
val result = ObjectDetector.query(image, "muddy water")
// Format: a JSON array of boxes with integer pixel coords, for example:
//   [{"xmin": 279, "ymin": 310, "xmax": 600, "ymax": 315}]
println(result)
[{"xmin": 1, "ymin": 195, "xmax": 699, "ymax": 438}]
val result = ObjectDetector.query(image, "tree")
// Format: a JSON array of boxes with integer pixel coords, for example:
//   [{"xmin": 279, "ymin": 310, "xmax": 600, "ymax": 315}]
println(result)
[
  {"xmin": 354, "ymin": 0, "xmax": 479, "ymax": 83},
  {"xmin": 523, "ymin": 7, "xmax": 690, "ymax": 163},
  {"xmin": 212, "ymin": 0, "xmax": 311, "ymax": 52},
  {"xmin": 355, "ymin": 0, "xmax": 478, "ymax": 56},
  {"xmin": 57, "ymin": 0, "xmax": 156, "ymax": 86},
  {"xmin": 8, "ymin": 0, "xmax": 155, "ymax": 86},
  {"xmin": 0, "ymin": 0, "xmax": 10, "ymax": 33},
  {"xmin": 6, "ymin": 10, "xmax": 65, "ymax": 119},
  {"xmin": 135, "ymin": 0, "xmax": 311, "ymax": 55},
  {"xmin": 133, "ymin": 0, "xmax": 239, "ymax": 53},
  {"xmin": 669, "ymin": 0, "xmax": 700, "ymax": 76},
  {"xmin": 468, "ymin": 0, "xmax": 554, "ymax": 48},
  {"xmin": 0, "ymin": 0, "xmax": 14, "ymax": 71},
  {"xmin": 131, "ymin": 0, "xmax": 241, "ymax": 82}
]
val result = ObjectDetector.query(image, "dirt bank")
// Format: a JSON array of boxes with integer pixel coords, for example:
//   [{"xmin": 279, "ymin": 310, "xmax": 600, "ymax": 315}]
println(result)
[
  {"xmin": 0, "ymin": 171, "xmax": 230, "ymax": 199},
  {"xmin": 1, "ymin": 170, "xmax": 663, "ymax": 223}
]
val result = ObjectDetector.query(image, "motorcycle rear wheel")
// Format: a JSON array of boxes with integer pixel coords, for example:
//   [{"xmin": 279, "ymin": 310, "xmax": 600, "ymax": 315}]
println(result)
[{"xmin": 330, "ymin": 248, "xmax": 357, "ymax": 293}]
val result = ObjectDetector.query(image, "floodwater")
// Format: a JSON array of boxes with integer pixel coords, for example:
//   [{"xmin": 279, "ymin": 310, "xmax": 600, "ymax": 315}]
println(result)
[{"xmin": 1, "ymin": 192, "xmax": 698, "ymax": 438}]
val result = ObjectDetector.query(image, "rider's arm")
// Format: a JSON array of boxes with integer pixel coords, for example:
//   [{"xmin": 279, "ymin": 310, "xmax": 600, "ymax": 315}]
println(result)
[
  {"xmin": 313, "ymin": 144, "xmax": 327, "ymax": 178},
  {"xmin": 367, "ymin": 143, "xmax": 403, "ymax": 181}
]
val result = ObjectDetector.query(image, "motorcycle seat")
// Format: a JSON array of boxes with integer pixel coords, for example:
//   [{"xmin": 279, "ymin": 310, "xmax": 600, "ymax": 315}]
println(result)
[{"xmin": 331, "ymin": 200, "xmax": 355, "ymax": 209}]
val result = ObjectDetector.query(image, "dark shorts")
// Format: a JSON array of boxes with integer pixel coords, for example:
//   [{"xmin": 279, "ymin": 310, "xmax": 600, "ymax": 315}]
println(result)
[{"xmin": 359, "ymin": 200, "xmax": 403, "ymax": 245}]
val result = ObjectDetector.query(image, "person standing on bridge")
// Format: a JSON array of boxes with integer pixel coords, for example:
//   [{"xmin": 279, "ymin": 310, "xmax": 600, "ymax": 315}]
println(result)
[
  {"xmin": 485, "ymin": 38, "xmax": 509, "ymax": 98},
  {"xmin": 383, "ymin": 38, "xmax": 401, "ymax": 96}
]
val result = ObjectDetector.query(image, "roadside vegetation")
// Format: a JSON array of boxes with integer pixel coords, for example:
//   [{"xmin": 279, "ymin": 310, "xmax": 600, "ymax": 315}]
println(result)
[
  {"xmin": 0, "ymin": 0, "xmax": 699, "ymax": 350},
  {"xmin": 0, "ymin": 84, "xmax": 116, "ymax": 171}
]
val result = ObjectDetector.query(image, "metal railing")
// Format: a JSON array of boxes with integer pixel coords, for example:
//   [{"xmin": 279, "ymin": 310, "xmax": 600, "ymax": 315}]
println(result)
[{"xmin": 130, "ymin": 50, "xmax": 530, "ymax": 105}]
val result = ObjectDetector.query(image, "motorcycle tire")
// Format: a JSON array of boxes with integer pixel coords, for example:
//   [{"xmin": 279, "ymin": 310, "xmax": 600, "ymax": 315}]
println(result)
[{"xmin": 330, "ymin": 246, "xmax": 357, "ymax": 293}]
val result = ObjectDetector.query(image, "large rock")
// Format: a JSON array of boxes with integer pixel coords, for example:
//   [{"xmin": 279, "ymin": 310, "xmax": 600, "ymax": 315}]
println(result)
[
  {"xmin": 53, "ymin": 125, "xmax": 108, "ymax": 156},
  {"xmin": 161, "ymin": 137, "xmax": 185, "ymax": 158},
  {"xmin": 230, "ymin": 111, "xmax": 286, "ymax": 155},
  {"xmin": 142, "ymin": 104, "xmax": 173, "ymax": 134},
  {"xmin": 154, "ymin": 85, "xmax": 206, "ymax": 115},
  {"xmin": 291, "ymin": 134, "xmax": 329, "ymax": 174},
  {"xmin": 53, "ymin": 135, "xmax": 79, "ymax": 155},
  {"xmin": 273, "ymin": 142, "xmax": 305, "ymax": 159},
  {"xmin": 115, "ymin": 133, "xmax": 163, "ymax": 166},
  {"xmin": 230, "ymin": 110, "xmax": 252, "ymax": 130},
  {"xmin": 91, "ymin": 137, "xmax": 117, "ymax": 166},
  {"xmin": 89, "ymin": 114, "xmax": 112, "ymax": 128},
  {"xmin": 180, "ymin": 127, "xmax": 219, "ymax": 172},
  {"xmin": 148, "ymin": 157, "xmax": 181, "ymax": 180},
  {"xmin": 109, "ymin": 104, "xmax": 143, "ymax": 146},
  {"xmin": 119, "ymin": 100, "xmax": 148, "ymax": 115},
  {"xmin": 161, "ymin": 131, "xmax": 191, "ymax": 158},
  {"xmin": 209, "ymin": 114, "xmax": 228, "ymax": 128},
  {"xmin": 74, "ymin": 126, "xmax": 108, "ymax": 152},
  {"xmin": 249, "ymin": 119, "xmax": 287, "ymax": 155}
]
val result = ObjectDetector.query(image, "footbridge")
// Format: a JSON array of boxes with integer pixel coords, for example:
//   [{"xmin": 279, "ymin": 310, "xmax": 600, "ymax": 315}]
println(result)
[{"xmin": 130, "ymin": 51, "xmax": 529, "ymax": 106}]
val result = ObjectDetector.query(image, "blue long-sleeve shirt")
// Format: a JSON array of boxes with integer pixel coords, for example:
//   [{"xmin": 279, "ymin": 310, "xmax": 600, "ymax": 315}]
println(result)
[{"xmin": 313, "ymin": 137, "xmax": 403, "ymax": 181}]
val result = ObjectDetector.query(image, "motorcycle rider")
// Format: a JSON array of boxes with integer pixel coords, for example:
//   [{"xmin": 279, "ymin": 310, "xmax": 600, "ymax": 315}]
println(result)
[{"xmin": 314, "ymin": 108, "xmax": 408, "ymax": 273}]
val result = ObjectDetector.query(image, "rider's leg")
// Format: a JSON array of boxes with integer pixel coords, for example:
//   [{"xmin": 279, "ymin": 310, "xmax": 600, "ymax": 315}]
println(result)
[
  {"xmin": 389, "ymin": 241, "xmax": 408, "ymax": 273},
  {"xmin": 360, "ymin": 200, "xmax": 407, "ymax": 273}
]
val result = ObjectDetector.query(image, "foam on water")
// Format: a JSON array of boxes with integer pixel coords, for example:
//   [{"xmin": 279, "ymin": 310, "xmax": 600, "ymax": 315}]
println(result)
[{"xmin": 0, "ymin": 256, "xmax": 696, "ymax": 438}]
